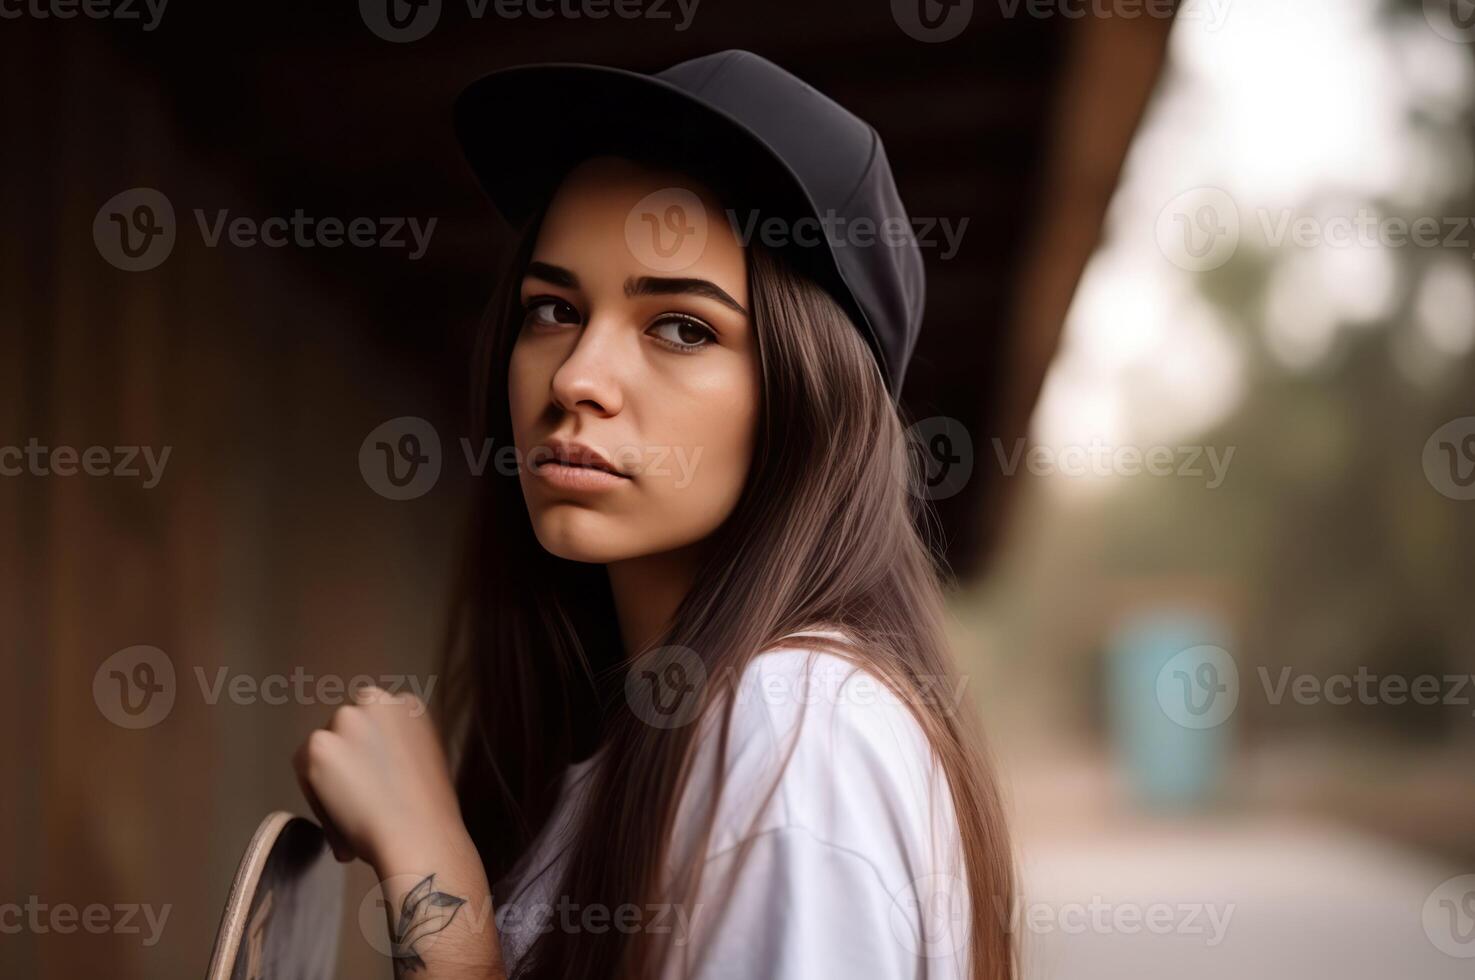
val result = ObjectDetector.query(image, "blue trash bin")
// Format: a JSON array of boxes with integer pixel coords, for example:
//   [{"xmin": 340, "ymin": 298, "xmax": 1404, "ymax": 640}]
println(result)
[{"xmin": 1106, "ymin": 607, "xmax": 1237, "ymax": 809}]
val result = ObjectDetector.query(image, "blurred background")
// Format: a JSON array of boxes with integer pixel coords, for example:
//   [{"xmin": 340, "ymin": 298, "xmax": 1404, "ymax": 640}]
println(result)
[{"xmin": 3, "ymin": 0, "xmax": 1473, "ymax": 977}]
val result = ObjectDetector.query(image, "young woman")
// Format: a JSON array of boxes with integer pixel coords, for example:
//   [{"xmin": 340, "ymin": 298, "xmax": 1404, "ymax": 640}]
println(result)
[{"xmin": 293, "ymin": 50, "xmax": 1015, "ymax": 979}]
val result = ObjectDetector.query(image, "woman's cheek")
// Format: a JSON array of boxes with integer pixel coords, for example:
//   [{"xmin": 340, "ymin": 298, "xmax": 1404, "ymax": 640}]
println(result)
[
  {"xmin": 655, "ymin": 390, "xmax": 756, "ymax": 538},
  {"xmin": 507, "ymin": 344, "xmax": 550, "ymax": 461}
]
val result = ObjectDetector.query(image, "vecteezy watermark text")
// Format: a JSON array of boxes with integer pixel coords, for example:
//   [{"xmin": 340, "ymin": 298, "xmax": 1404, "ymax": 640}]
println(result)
[
  {"xmin": 725, "ymin": 209, "xmax": 970, "ymax": 261},
  {"xmin": 493, "ymin": 897, "xmax": 698, "ymax": 942},
  {"xmin": 622, "ymin": 644, "xmax": 975, "ymax": 730},
  {"xmin": 93, "ymin": 188, "xmax": 436, "ymax": 272},
  {"xmin": 0, "ymin": 897, "xmax": 171, "ymax": 946},
  {"xmin": 359, "ymin": 0, "xmax": 699, "ymax": 42},
  {"xmin": 1156, "ymin": 645, "xmax": 1475, "ymax": 730},
  {"xmin": 193, "ymin": 210, "xmax": 435, "ymax": 259},
  {"xmin": 358, "ymin": 876, "xmax": 699, "ymax": 962},
  {"xmin": 194, "ymin": 666, "xmax": 437, "ymax": 714},
  {"xmin": 1259, "ymin": 666, "xmax": 1475, "ymax": 715},
  {"xmin": 992, "ymin": 437, "xmax": 1235, "ymax": 488},
  {"xmin": 1158, "ymin": 188, "xmax": 1475, "ymax": 272},
  {"xmin": 892, "ymin": 0, "xmax": 1231, "ymax": 43},
  {"xmin": 358, "ymin": 416, "xmax": 707, "ymax": 500},
  {"xmin": 890, "ymin": 873, "xmax": 1235, "ymax": 959},
  {"xmin": 997, "ymin": 0, "xmax": 1231, "ymax": 29},
  {"xmin": 993, "ymin": 895, "xmax": 1235, "ymax": 944},
  {"xmin": 616, "ymin": 189, "xmax": 971, "ymax": 274},
  {"xmin": 1, "ymin": 439, "xmax": 170, "ymax": 488},
  {"xmin": 93, "ymin": 644, "xmax": 438, "ymax": 729},
  {"xmin": 0, "ymin": 0, "xmax": 167, "ymax": 29}
]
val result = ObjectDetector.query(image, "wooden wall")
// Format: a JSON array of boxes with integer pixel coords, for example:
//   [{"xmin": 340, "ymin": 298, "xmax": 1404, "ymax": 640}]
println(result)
[{"xmin": 1, "ymin": 28, "xmax": 468, "ymax": 978}]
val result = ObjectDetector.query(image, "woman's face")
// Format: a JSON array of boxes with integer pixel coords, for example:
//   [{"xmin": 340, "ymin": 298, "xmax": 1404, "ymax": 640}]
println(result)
[{"xmin": 508, "ymin": 155, "xmax": 760, "ymax": 565}]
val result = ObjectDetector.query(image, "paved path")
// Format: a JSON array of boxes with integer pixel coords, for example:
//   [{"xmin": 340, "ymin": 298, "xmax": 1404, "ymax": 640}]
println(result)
[{"xmin": 1016, "ymin": 817, "xmax": 1472, "ymax": 979}]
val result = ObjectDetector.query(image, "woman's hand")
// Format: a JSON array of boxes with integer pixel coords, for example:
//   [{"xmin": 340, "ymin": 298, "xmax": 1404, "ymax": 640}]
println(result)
[
  {"xmin": 292, "ymin": 684, "xmax": 470, "ymax": 873},
  {"xmin": 294, "ymin": 685, "xmax": 505, "ymax": 978}
]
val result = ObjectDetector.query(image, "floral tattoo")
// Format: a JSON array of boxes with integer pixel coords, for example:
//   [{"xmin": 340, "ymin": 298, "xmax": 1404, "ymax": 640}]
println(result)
[{"xmin": 390, "ymin": 873, "xmax": 467, "ymax": 976}]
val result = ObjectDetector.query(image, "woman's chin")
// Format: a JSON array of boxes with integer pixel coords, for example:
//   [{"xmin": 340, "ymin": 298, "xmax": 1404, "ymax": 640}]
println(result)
[
  {"xmin": 529, "ymin": 510, "xmax": 636, "ymax": 565},
  {"xmin": 530, "ymin": 507, "xmax": 710, "ymax": 566}
]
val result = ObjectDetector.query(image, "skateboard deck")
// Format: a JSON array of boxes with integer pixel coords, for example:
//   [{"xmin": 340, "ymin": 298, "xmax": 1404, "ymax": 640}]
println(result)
[{"xmin": 206, "ymin": 812, "xmax": 345, "ymax": 980}]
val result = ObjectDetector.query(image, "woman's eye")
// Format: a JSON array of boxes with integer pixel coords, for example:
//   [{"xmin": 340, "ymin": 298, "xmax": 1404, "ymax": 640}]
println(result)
[
  {"xmin": 522, "ymin": 297, "xmax": 581, "ymax": 329},
  {"xmin": 648, "ymin": 316, "xmax": 716, "ymax": 352}
]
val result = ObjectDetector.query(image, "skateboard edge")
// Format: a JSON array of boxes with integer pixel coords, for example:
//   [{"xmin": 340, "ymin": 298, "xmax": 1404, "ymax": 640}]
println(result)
[{"xmin": 204, "ymin": 810, "xmax": 296, "ymax": 980}]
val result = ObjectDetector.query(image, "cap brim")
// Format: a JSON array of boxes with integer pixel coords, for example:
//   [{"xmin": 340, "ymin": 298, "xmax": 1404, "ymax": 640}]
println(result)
[{"xmin": 454, "ymin": 62, "xmax": 802, "ymax": 226}]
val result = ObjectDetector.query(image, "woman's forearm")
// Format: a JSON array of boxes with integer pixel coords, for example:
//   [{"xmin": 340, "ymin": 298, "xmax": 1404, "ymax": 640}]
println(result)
[
  {"xmin": 374, "ymin": 831, "xmax": 507, "ymax": 980},
  {"xmin": 291, "ymin": 687, "xmax": 507, "ymax": 978}
]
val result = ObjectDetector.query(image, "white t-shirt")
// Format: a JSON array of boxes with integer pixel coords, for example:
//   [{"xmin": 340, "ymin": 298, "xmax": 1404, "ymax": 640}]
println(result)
[{"xmin": 491, "ymin": 629, "xmax": 972, "ymax": 978}]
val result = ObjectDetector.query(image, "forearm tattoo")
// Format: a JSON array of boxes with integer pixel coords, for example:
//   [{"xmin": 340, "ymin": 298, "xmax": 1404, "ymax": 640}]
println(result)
[{"xmin": 389, "ymin": 873, "xmax": 468, "ymax": 977}]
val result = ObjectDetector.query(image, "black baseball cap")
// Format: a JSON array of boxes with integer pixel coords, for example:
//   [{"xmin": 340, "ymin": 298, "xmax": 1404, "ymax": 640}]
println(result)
[{"xmin": 453, "ymin": 49, "xmax": 925, "ymax": 398}]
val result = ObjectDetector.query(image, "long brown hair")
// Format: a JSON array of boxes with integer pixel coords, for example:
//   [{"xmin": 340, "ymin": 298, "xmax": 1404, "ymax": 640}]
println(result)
[{"xmin": 439, "ymin": 181, "xmax": 1016, "ymax": 979}]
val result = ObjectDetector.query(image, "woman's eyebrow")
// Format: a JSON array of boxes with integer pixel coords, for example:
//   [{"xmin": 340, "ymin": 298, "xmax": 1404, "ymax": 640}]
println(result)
[
  {"xmin": 625, "ymin": 276, "xmax": 748, "ymax": 316},
  {"xmin": 523, "ymin": 261, "xmax": 578, "ymax": 288},
  {"xmin": 522, "ymin": 262, "xmax": 748, "ymax": 317}
]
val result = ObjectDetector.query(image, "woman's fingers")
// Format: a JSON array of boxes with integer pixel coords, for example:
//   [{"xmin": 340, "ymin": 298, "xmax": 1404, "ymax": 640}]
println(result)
[
  {"xmin": 289, "ymin": 686, "xmax": 455, "ymax": 872},
  {"xmin": 297, "ymin": 769, "xmax": 356, "ymax": 862},
  {"xmin": 293, "ymin": 732, "xmax": 357, "ymax": 863}
]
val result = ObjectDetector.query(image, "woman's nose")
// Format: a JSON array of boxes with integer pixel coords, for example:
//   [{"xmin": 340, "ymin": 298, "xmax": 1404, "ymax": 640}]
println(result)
[{"xmin": 548, "ymin": 315, "xmax": 629, "ymax": 417}]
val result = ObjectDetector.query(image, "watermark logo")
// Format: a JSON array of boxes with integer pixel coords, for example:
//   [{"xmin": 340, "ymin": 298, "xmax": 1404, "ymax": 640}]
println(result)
[
  {"xmin": 625, "ymin": 645, "xmax": 706, "ymax": 729},
  {"xmin": 1156, "ymin": 187, "xmax": 1240, "ymax": 272},
  {"xmin": 359, "ymin": 872, "xmax": 464, "ymax": 963},
  {"xmin": 360, "ymin": 417, "xmax": 442, "ymax": 500},
  {"xmin": 1159, "ymin": 189, "xmax": 1475, "ymax": 270},
  {"xmin": 94, "ymin": 188, "xmax": 436, "ymax": 271},
  {"xmin": 94, "ymin": 646, "xmax": 436, "ymax": 727},
  {"xmin": 891, "ymin": 873, "xmax": 969, "ymax": 957},
  {"xmin": 1423, "ymin": 417, "xmax": 1475, "ymax": 501},
  {"xmin": 1155, "ymin": 644, "xmax": 1239, "ymax": 729},
  {"xmin": 892, "ymin": 0, "xmax": 973, "ymax": 42},
  {"xmin": 1423, "ymin": 875, "xmax": 1475, "ymax": 957},
  {"xmin": 625, "ymin": 188, "xmax": 708, "ymax": 273},
  {"xmin": 360, "ymin": 0, "xmax": 442, "ymax": 41},
  {"xmin": 94, "ymin": 188, "xmax": 176, "ymax": 272},
  {"xmin": 93, "ymin": 645, "xmax": 176, "ymax": 730},
  {"xmin": 901, "ymin": 416, "xmax": 975, "ymax": 501},
  {"xmin": 358, "ymin": 419, "xmax": 709, "ymax": 497},
  {"xmin": 731, "ymin": 664, "xmax": 971, "ymax": 717},
  {"xmin": 1153, "ymin": 655, "xmax": 1475, "ymax": 728},
  {"xmin": 1425, "ymin": 0, "xmax": 1475, "ymax": 43},
  {"xmin": 195, "ymin": 667, "xmax": 436, "ymax": 715}
]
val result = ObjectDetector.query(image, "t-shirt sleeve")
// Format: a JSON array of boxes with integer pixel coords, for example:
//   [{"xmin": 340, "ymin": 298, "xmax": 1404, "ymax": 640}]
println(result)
[
  {"xmin": 654, "ymin": 650, "xmax": 972, "ymax": 980},
  {"xmin": 660, "ymin": 824, "xmax": 920, "ymax": 979}
]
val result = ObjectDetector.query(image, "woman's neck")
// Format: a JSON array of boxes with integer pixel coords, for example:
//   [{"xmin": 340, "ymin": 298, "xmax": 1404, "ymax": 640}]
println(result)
[{"xmin": 605, "ymin": 541, "xmax": 707, "ymax": 658}]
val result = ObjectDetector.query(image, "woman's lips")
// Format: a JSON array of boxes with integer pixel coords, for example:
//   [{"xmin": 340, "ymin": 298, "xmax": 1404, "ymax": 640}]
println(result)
[{"xmin": 532, "ymin": 458, "xmax": 632, "ymax": 491}]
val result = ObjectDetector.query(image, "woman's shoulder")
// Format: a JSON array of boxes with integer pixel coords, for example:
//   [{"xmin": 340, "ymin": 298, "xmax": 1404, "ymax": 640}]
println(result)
[
  {"xmin": 682, "ymin": 627, "xmax": 962, "ymax": 879},
  {"xmin": 737, "ymin": 629, "xmax": 936, "ymax": 767}
]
